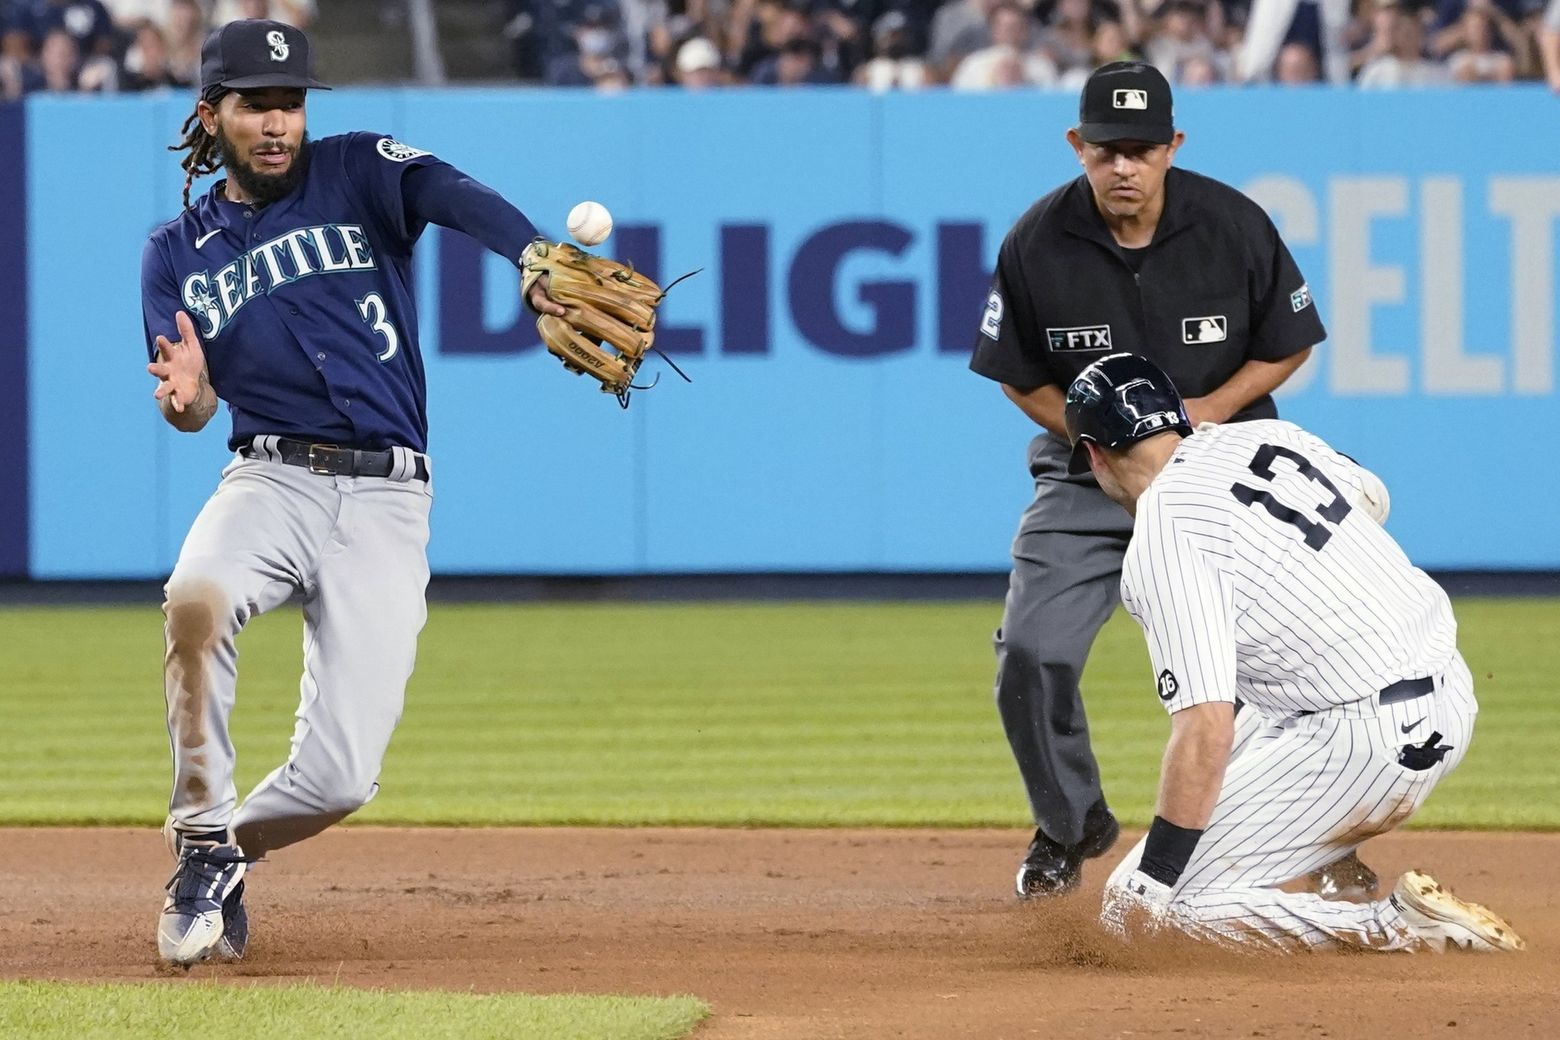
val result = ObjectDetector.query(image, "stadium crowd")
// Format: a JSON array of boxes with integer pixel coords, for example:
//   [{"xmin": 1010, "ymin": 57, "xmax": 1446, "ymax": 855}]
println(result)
[{"xmin": 2, "ymin": 0, "xmax": 1556, "ymax": 97}]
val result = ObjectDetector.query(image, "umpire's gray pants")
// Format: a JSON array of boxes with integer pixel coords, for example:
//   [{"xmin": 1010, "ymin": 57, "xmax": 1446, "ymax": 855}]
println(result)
[
  {"xmin": 994, "ymin": 434, "xmax": 1133, "ymax": 847},
  {"xmin": 162, "ymin": 452, "xmax": 432, "ymax": 858}
]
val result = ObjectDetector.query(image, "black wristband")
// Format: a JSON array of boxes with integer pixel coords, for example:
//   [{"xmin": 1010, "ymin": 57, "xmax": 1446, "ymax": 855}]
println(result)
[{"xmin": 1138, "ymin": 815, "xmax": 1204, "ymax": 887}]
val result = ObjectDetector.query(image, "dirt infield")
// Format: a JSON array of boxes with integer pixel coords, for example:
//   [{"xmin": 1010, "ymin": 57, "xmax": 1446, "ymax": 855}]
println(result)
[{"xmin": 0, "ymin": 828, "xmax": 1554, "ymax": 1039}]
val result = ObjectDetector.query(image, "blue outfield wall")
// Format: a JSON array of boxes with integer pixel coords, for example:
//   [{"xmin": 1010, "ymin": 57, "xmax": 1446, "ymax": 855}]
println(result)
[{"xmin": 11, "ymin": 87, "xmax": 1560, "ymax": 578}]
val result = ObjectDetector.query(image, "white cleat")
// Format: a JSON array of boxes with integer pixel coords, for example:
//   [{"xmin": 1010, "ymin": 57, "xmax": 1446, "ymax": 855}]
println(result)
[
  {"xmin": 157, "ymin": 843, "xmax": 247, "ymax": 967},
  {"xmin": 1392, "ymin": 870, "xmax": 1526, "ymax": 953}
]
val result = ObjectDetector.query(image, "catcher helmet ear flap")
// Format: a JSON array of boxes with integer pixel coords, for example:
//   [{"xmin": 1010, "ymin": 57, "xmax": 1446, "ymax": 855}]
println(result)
[{"xmin": 1064, "ymin": 353, "xmax": 1191, "ymax": 475}]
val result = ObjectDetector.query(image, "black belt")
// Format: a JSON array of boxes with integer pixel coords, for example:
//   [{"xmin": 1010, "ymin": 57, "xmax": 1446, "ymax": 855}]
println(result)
[
  {"xmin": 1296, "ymin": 675, "xmax": 1434, "ymax": 717},
  {"xmin": 242, "ymin": 438, "xmax": 429, "ymax": 482},
  {"xmin": 1379, "ymin": 676, "xmax": 1435, "ymax": 705}
]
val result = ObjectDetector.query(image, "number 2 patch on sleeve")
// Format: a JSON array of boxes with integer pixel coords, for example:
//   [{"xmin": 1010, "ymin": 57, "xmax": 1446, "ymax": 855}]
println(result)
[{"xmin": 980, "ymin": 290, "xmax": 1004, "ymax": 339}]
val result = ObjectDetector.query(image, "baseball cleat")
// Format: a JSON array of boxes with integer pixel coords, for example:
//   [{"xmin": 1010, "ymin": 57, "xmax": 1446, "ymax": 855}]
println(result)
[
  {"xmin": 158, "ymin": 842, "xmax": 247, "ymax": 966},
  {"xmin": 214, "ymin": 879, "xmax": 249, "ymax": 961},
  {"xmin": 1016, "ymin": 807, "xmax": 1121, "ymax": 900},
  {"xmin": 1392, "ymin": 870, "xmax": 1526, "ymax": 953}
]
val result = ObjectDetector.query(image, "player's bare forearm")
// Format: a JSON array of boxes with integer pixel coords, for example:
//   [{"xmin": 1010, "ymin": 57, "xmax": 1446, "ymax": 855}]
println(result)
[
  {"xmin": 158, "ymin": 371, "xmax": 218, "ymax": 433},
  {"xmin": 1000, "ymin": 382, "xmax": 1069, "ymax": 439},
  {"xmin": 1187, "ymin": 348, "xmax": 1312, "ymax": 425},
  {"xmin": 1155, "ymin": 701, "xmax": 1235, "ymax": 830}
]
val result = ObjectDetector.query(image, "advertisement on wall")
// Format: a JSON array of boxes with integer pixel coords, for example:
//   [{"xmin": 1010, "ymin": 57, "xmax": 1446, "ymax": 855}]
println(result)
[{"xmin": 7, "ymin": 88, "xmax": 1559, "ymax": 577}]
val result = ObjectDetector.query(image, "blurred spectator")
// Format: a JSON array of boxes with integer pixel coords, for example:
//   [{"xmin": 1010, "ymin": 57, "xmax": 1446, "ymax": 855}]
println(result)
[
  {"xmin": 209, "ymin": 0, "xmax": 314, "ymax": 29},
  {"xmin": 2, "ymin": 0, "xmax": 33, "ymax": 62},
  {"xmin": 1056, "ymin": 15, "xmax": 1141, "ymax": 89},
  {"xmin": 1273, "ymin": 37, "xmax": 1323, "ymax": 76},
  {"xmin": 927, "ymin": 0, "xmax": 997, "ymax": 75},
  {"xmin": 546, "ymin": 10, "xmax": 628, "ymax": 85},
  {"xmin": 1037, "ymin": 0, "xmax": 1101, "ymax": 77},
  {"xmin": 1544, "ymin": 0, "xmax": 1560, "ymax": 88},
  {"xmin": 642, "ymin": 10, "xmax": 693, "ymax": 84},
  {"xmin": 750, "ymin": 31, "xmax": 842, "ymax": 80},
  {"xmin": 122, "ymin": 18, "xmax": 187, "ymax": 89},
  {"xmin": 1146, "ymin": 0, "xmax": 1224, "ymax": 80},
  {"xmin": 673, "ymin": 33, "xmax": 726, "ymax": 86},
  {"xmin": 1446, "ymin": 5, "xmax": 1516, "ymax": 77},
  {"xmin": 951, "ymin": 1, "xmax": 1058, "ymax": 85},
  {"xmin": 591, "ymin": 56, "xmax": 633, "ymax": 89},
  {"xmin": 1356, "ymin": 0, "xmax": 1448, "ymax": 84},
  {"xmin": 811, "ymin": 0, "xmax": 870, "ymax": 76},
  {"xmin": 27, "ymin": 0, "xmax": 116, "ymax": 57},
  {"xmin": 101, "ymin": 0, "xmax": 168, "ymax": 30},
  {"xmin": 1239, "ymin": 0, "xmax": 1351, "ymax": 83},
  {"xmin": 855, "ymin": 8, "xmax": 930, "ymax": 86},
  {"xmin": 846, "ymin": 0, "xmax": 945, "ymax": 55},
  {"xmin": 1179, "ymin": 49, "xmax": 1223, "ymax": 77},
  {"xmin": 29, "ymin": 24, "xmax": 116, "ymax": 90},
  {"xmin": 1426, "ymin": 0, "xmax": 1522, "ymax": 55},
  {"xmin": 730, "ymin": 0, "xmax": 806, "ymax": 77},
  {"xmin": 0, "ymin": 0, "xmax": 39, "ymax": 98},
  {"xmin": 163, "ymin": 0, "xmax": 201, "ymax": 83},
  {"xmin": 1090, "ymin": 17, "xmax": 1141, "ymax": 63}
]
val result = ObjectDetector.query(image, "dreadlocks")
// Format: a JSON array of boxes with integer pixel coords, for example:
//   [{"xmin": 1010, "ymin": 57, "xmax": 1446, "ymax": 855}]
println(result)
[{"xmin": 170, "ymin": 107, "xmax": 221, "ymax": 210}]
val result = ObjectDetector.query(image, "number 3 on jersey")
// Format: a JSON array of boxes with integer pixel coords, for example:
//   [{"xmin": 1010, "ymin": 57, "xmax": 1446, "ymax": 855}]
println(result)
[
  {"xmin": 1230, "ymin": 444, "xmax": 1351, "ymax": 550},
  {"xmin": 356, "ymin": 292, "xmax": 400, "ymax": 362}
]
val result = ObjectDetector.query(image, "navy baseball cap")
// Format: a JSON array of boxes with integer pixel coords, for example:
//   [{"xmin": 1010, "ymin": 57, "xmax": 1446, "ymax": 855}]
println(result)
[
  {"xmin": 1064, "ymin": 354, "xmax": 1191, "ymax": 475},
  {"xmin": 200, "ymin": 19, "xmax": 330, "ymax": 94},
  {"xmin": 1077, "ymin": 61, "xmax": 1174, "ymax": 145}
]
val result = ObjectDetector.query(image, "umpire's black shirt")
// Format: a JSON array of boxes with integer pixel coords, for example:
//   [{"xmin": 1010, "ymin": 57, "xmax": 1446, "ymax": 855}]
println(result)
[{"xmin": 969, "ymin": 167, "xmax": 1325, "ymax": 426}]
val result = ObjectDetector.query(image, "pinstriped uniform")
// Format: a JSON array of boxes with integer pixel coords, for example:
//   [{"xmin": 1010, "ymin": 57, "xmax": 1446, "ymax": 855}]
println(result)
[{"xmin": 1106, "ymin": 419, "xmax": 1477, "ymax": 951}]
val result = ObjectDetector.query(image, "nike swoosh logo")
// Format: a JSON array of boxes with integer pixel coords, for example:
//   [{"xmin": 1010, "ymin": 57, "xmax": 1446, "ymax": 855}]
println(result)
[
  {"xmin": 195, "ymin": 229, "xmax": 222, "ymax": 249},
  {"xmin": 1401, "ymin": 718, "xmax": 1426, "ymax": 734}
]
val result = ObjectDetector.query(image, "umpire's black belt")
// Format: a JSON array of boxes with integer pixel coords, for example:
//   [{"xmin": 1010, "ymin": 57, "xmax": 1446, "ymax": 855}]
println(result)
[{"xmin": 242, "ymin": 437, "xmax": 429, "ymax": 482}]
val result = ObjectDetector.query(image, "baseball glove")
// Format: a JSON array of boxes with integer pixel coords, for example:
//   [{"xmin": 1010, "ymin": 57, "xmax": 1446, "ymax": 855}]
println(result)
[{"xmin": 521, "ymin": 240, "xmax": 686, "ymax": 407}]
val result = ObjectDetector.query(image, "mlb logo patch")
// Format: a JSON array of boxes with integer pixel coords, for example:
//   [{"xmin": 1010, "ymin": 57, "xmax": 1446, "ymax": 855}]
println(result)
[
  {"xmin": 1290, "ymin": 284, "xmax": 1312, "ymax": 312},
  {"xmin": 1047, "ymin": 324, "xmax": 1112, "ymax": 352},
  {"xmin": 1113, "ymin": 89, "xmax": 1148, "ymax": 110},
  {"xmin": 1181, "ymin": 315, "xmax": 1227, "ymax": 344}
]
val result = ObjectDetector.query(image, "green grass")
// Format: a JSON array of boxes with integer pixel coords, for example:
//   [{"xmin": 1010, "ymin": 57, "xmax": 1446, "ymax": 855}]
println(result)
[
  {"xmin": 0, "ymin": 598, "xmax": 1555, "ymax": 829},
  {"xmin": 0, "ymin": 981, "xmax": 707, "ymax": 1040}
]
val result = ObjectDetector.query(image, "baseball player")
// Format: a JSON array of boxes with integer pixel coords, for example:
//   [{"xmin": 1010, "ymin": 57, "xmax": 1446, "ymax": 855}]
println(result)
[
  {"xmin": 143, "ymin": 19, "xmax": 565, "ymax": 966},
  {"xmin": 968, "ymin": 60, "xmax": 1327, "ymax": 899},
  {"xmin": 1065, "ymin": 354, "xmax": 1524, "ymax": 953}
]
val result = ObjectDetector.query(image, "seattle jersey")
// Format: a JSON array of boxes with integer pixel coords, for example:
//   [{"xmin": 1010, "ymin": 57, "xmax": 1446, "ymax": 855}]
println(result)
[
  {"xmin": 1119, "ymin": 420, "xmax": 1458, "ymax": 717},
  {"xmin": 141, "ymin": 133, "xmax": 449, "ymax": 452}
]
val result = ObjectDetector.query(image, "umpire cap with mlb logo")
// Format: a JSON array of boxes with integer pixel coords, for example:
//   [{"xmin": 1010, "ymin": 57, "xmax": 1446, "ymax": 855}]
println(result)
[
  {"xmin": 1064, "ymin": 353, "xmax": 1191, "ymax": 475},
  {"xmin": 1077, "ymin": 61, "xmax": 1173, "ymax": 145},
  {"xmin": 200, "ymin": 19, "xmax": 331, "ymax": 95}
]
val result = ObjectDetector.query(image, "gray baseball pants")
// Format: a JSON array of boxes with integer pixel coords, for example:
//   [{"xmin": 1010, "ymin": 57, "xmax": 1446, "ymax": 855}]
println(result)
[
  {"xmin": 162, "ymin": 451, "xmax": 432, "ymax": 858},
  {"xmin": 994, "ymin": 434, "xmax": 1134, "ymax": 847}
]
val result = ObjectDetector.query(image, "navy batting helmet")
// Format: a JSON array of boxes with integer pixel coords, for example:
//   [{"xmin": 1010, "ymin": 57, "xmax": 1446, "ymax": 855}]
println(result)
[{"xmin": 1064, "ymin": 354, "xmax": 1191, "ymax": 475}]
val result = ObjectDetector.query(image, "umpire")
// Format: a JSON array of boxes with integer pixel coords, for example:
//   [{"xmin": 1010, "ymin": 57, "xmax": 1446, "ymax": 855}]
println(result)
[{"xmin": 970, "ymin": 61, "xmax": 1324, "ymax": 899}]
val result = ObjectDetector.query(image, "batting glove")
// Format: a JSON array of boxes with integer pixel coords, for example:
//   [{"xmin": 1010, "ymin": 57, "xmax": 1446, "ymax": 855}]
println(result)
[{"xmin": 1101, "ymin": 870, "xmax": 1175, "ymax": 941}]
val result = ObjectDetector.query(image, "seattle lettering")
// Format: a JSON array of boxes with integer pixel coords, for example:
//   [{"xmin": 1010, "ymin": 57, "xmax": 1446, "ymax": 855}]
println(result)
[{"xmin": 181, "ymin": 224, "xmax": 376, "ymax": 338}]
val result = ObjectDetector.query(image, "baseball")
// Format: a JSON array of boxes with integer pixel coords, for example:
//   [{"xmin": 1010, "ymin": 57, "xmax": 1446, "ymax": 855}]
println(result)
[{"xmin": 567, "ymin": 201, "xmax": 613, "ymax": 246}]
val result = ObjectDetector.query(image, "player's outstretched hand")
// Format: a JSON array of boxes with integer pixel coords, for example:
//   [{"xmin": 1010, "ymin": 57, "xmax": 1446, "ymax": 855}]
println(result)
[
  {"xmin": 1100, "ymin": 870, "xmax": 1174, "ymax": 941},
  {"xmin": 526, "ymin": 273, "xmax": 568, "ymax": 317},
  {"xmin": 147, "ymin": 310, "xmax": 208, "ymax": 414}
]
